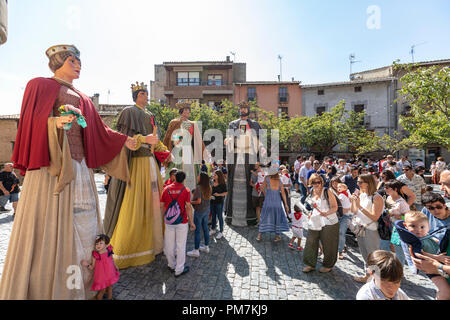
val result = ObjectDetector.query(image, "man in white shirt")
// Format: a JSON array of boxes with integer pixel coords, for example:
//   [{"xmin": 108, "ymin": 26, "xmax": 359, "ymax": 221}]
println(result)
[
  {"xmin": 335, "ymin": 159, "xmax": 350, "ymax": 177},
  {"xmin": 397, "ymin": 164, "xmax": 427, "ymax": 211}
]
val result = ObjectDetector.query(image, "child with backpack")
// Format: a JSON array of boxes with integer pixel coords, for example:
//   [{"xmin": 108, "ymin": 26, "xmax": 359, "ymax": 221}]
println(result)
[{"xmin": 160, "ymin": 171, "xmax": 195, "ymax": 277}]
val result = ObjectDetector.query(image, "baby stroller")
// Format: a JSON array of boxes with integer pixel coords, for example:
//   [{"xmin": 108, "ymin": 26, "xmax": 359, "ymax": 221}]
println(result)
[{"xmin": 394, "ymin": 220, "xmax": 449, "ymax": 259}]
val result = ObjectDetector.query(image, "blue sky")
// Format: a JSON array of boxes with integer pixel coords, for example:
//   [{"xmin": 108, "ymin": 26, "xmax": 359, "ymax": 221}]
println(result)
[{"xmin": 0, "ymin": 0, "xmax": 449, "ymax": 114}]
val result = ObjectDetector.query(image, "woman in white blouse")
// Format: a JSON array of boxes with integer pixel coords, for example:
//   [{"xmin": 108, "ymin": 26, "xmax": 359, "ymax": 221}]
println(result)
[
  {"xmin": 303, "ymin": 173, "xmax": 339, "ymax": 273},
  {"xmin": 350, "ymin": 174, "xmax": 384, "ymax": 283}
]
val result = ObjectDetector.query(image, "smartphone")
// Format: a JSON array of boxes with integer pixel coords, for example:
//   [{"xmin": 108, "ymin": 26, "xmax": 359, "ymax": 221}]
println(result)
[{"xmin": 354, "ymin": 189, "xmax": 360, "ymax": 197}]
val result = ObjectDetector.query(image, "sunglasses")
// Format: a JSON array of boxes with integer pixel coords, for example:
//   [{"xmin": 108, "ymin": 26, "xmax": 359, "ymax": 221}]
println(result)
[
  {"xmin": 357, "ymin": 180, "xmax": 364, "ymax": 184},
  {"xmin": 402, "ymin": 169, "xmax": 410, "ymax": 172},
  {"xmin": 426, "ymin": 204, "xmax": 445, "ymax": 211},
  {"xmin": 311, "ymin": 181, "xmax": 322, "ymax": 185}
]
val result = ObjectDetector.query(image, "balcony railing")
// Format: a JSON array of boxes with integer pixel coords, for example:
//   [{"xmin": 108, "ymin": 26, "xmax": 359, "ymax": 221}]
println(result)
[{"xmin": 176, "ymin": 79, "xmax": 229, "ymax": 86}]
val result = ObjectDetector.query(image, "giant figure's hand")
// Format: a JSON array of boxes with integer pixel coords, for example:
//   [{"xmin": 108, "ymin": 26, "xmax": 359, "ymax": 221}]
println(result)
[
  {"xmin": 125, "ymin": 137, "xmax": 137, "ymax": 150},
  {"xmin": 56, "ymin": 115, "xmax": 76, "ymax": 129},
  {"xmin": 145, "ymin": 134, "xmax": 159, "ymax": 145}
]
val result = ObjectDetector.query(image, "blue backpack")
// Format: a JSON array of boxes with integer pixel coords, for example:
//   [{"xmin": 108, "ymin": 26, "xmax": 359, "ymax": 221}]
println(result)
[{"xmin": 164, "ymin": 187, "xmax": 186, "ymax": 225}]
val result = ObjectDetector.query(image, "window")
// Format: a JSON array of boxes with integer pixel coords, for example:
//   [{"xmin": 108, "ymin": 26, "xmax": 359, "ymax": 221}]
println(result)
[
  {"xmin": 177, "ymin": 72, "xmax": 200, "ymax": 86},
  {"xmin": 354, "ymin": 104, "xmax": 364, "ymax": 113},
  {"xmin": 354, "ymin": 104, "xmax": 365, "ymax": 125},
  {"xmin": 318, "ymin": 89, "xmax": 324, "ymax": 95},
  {"xmin": 247, "ymin": 87, "xmax": 256, "ymax": 101},
  {"xmin": 279, "ymin": 87, "xmax": 288, "ymax": 103},
  {"xmin": 354, "ymin": 86, "xmax": 362, "ymax": 92},
  {"xmin": 316, "ymin": 106, "xmax": 326, "ymax": 115},
  {"xmin": 207, "ymin": 74, "xmax": 223, "ymax": 86},
  {"xmin": 278, "ymin": 107, "xmax": 289, "ymax": 119}
]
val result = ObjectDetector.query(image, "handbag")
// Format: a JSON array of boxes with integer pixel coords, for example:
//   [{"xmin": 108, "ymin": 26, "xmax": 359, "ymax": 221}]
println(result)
[
  {"xmin": 377, "ymin": 210, "xmax": 392, "ymax": 240},
  {"xmin": 347, "ymin": 215, "xmax": 367, "ymax": 237},
  {"xmin": 347, "ymin": 214, "xmax": 377, "ymax": 238}
]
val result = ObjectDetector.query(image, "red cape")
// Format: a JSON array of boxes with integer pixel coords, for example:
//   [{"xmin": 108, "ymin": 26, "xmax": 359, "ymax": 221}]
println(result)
[{"xmin": 12, "ymin": 77, "xmax": 127, "ymax": 174}]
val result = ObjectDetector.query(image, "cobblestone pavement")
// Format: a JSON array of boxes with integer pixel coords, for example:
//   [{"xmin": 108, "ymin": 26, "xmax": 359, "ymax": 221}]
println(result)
[{"xmin": 0, "ymin": 174, "xmax": 441, "ymax": 300}]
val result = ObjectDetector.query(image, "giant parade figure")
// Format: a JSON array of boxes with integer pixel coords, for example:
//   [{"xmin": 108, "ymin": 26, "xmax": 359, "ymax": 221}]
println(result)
[
  {"xmin": 163, "ymin": 101, "xmax": 206, "ymax": 191},
  {"xmin": 103, "ymin": 82, "xmax": 170, "ymax": 269},
  {"xmin": 225, "ymin": 102, "xmax": 266, "ymax": 227},
  {"xmin": 0, "ymin": 45, "xmax": 136, "ymax": 299}
]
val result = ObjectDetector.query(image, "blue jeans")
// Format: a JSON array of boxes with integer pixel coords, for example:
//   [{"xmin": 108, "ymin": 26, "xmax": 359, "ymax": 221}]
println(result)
[
  {"xmin": 194, "ymin": 209, "xmax": 210, "ymax": 249},
  {"xmin": 0, "ymin": 193, "xmax": 19, "ymax": 207},
  {"xmin": 299, "ymin": 183, "xmax": 308, "ymax": 204},
  {"xmin": 380, "ymin": 239, "xmax": 391, "ymax": 251},
  {"xmin": 380, "ymin": 239, "xmax": 406, "ymax": 267},
  {"xmin": 338, "ymin": 215, "xmax": 351, "ymax": 253},
  {"xmin": 394, "ymin": 243, "xmax": 406, "ymax": 266},
  {"xmin": 210, "ymin": 202, "xmax": 224, "ymax": 233}
]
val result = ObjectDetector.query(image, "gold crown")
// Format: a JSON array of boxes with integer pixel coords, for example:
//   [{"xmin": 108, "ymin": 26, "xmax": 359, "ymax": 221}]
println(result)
[
  {"xmin": 131, "ymin": 81, "xmax": 148, "ymax": 93},
  {"xmin": 46, "ymin": 44, "xmax": 80, "ymax": 59},
  {"xmin": 175, "ymin": 100, "xmax": 193, "ymax": 110}
]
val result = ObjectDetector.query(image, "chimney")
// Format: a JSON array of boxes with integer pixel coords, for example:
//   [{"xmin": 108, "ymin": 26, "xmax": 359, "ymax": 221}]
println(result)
[
  {"xmin": 91, "ymin": 93, "xmax": 100, "ymax": 109},
  {"xmin": 226, "ymin": 56, "xmax": 230, "ymax": 62}
]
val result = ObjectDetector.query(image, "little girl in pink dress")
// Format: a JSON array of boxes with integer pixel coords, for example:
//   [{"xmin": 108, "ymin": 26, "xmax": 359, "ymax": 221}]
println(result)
[{"xmin": 82, "ymin": 234, "xmax": 120, "ymax": 300}]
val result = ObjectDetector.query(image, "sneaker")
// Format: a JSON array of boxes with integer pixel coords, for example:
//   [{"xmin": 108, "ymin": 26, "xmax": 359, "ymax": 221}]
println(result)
[
  {"xmin": 199, "ymin": 245, "xmax": 210, "ymax": 253},
  {"xmin": 288, "ymin": 243, "xmax": 296, "ymax": 249},
  {"xmin": 209, "ymin": 229, "xmax": 216, "ymax": 236},
  {"xmin": 215, "ymin": 232, "xmax": 223, "ymax": 239},
  {"xmin": 187, "ymin": 249, "xmax": 200, "ymax": 257},
  {"xmin": 168, "ymin": 266, "xmax": 175, "ymax": 273},
  {"xmin": 297, "ymin": 246, "xmax": 303, "ymax": 251},
  {"xmin": 175, "ymin": 266, "xmax": 189, "ymax": 277},
  {"xmin": 0, "ymin": 206, "xmax": 11, "ymax": 213}
]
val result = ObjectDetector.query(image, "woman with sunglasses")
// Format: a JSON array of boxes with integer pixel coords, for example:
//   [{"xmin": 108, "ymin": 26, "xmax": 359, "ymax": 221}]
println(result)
[
  {"xmin": 302, "ymin": 173, "xmax": 339, "ymax": 273},
  {"xmin": 350, "ymin": 174, "xmax": 384, "ymax": 283}
]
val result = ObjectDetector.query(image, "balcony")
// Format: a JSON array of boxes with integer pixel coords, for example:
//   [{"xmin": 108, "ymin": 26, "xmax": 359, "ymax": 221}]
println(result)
[
  {"xmin": 175, "ymin": 79, "xmax": 229, "ymax": 87},
  {"xmin": 164, "ymin": 80, "xmax": 233, "ymax": 98}
]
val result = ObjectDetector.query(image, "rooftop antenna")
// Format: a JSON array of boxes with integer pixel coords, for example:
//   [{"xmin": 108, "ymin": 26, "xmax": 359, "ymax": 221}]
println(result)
[
  {"xmin": 410, "ymin": 42, "xmax": 427, "ymax": 63},
  {"xmin": 349, "ymin": 53, "xmax": 361, "ymax": 76},
  {"xmin": 278, "ymin": 55, "xmax": 283, "ymax": 81},
  {"xmin": 230, "ymin": 51, "xmax": 236, "ymax": 62}
]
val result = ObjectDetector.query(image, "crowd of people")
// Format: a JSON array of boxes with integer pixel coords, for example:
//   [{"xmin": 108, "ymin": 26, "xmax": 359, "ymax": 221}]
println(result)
[
  {"xmin": 156, "ymin": 153, "xmax": 450, "ymax": 300},
  {"xmin": 281, "ymin": 154, "xmax": 449, "ymax": 300}
]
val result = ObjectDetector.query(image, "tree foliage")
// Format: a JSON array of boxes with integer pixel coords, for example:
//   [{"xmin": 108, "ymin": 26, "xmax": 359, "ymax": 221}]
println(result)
[{"xmin": 396, "ymin": 63, "xmax": 450, "ymax": 148}]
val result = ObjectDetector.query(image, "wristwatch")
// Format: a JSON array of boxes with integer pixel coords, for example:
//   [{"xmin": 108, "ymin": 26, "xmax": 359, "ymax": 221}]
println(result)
[{"xmin": 438, "ymin": 263, "xmax": 449, "ymax": 279}]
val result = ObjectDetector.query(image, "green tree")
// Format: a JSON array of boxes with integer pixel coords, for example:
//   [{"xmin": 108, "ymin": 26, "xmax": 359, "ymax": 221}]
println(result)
[{"xmin": 395, "ymin": 63, "xmax": 450, "ymax": 148}]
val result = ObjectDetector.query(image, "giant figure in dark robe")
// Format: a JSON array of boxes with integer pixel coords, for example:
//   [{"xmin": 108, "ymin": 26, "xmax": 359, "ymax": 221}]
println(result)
[{"xmin": 225, "ymin": 102, "xmax": 265, "ymax": 227}]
